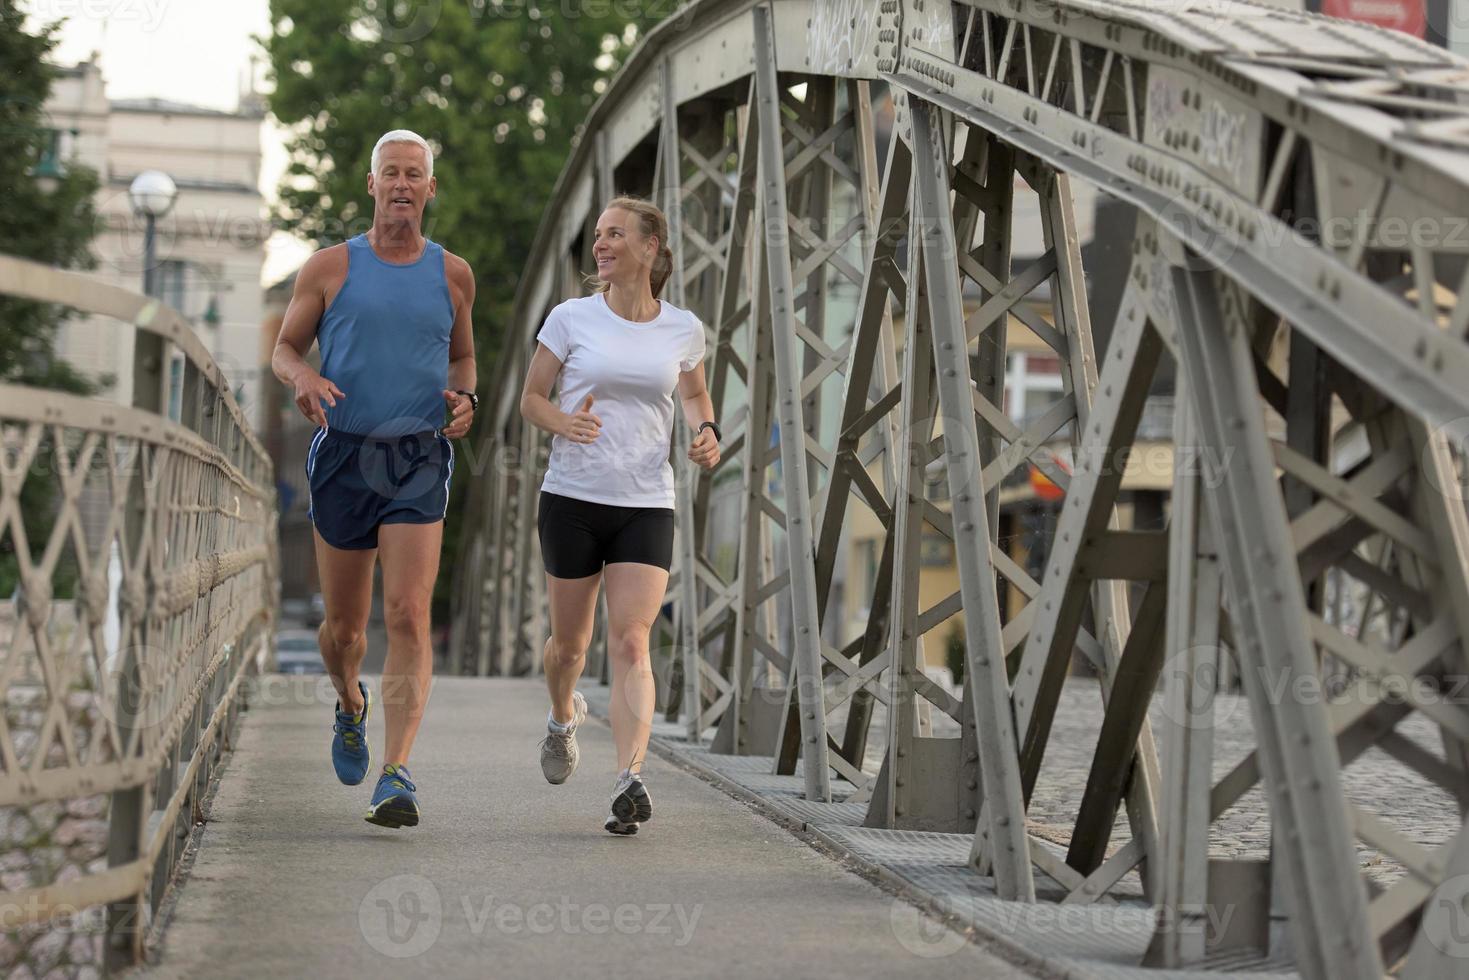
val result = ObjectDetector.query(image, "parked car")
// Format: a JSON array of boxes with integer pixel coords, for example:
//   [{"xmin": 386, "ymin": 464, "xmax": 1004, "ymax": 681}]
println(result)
[
  {"xmin": 275, "ymin": 628, "xmax": 325, "ymax": 674},
  {"xmin": 306, "ymin": 592, "xmax": 326, "ymax": 628}
]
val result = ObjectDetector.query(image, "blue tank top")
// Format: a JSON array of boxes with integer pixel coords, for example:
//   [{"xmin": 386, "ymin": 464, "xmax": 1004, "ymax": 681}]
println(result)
[{"xmin": 317, "ymin": 234, "xmax": 454, "ymax": 437}]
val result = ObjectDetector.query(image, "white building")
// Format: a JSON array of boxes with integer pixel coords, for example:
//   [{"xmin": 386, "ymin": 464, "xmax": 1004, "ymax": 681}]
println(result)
[{"xmin": 41, "ymin": 60, "xmax": 270, "ymax": 431}]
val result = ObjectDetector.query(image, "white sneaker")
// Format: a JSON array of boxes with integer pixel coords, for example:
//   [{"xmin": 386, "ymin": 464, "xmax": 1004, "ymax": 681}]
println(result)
[
  {"xmin": 603, "ymin": 809, "xmax": 639, "ymax": 835},
  {"xmin": 539, "ymin": 691, "xmax": 587, "ymax": 785},
  {"xmin": 610, "ymin": 770, "xmax": 652, "ymax": 824}
]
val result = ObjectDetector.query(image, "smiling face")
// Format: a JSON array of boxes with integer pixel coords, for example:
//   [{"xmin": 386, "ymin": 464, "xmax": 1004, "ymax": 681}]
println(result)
[
  {"xmin": 592, "ymin": 207, "xmax": 657, "ymax": 288},
  {"xmin": 367, "ymin": 141, "xmax": 436, "ymax": 223}
]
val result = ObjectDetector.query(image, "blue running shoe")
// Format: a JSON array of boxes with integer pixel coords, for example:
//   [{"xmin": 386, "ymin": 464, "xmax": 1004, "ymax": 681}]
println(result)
[
  {"xmin": 365, "ymin": 763, "xmax": 420, "ymax": 828},
  {"xmin": 331, "ymin": 680, "xmax": 371, "ymax": 785}
]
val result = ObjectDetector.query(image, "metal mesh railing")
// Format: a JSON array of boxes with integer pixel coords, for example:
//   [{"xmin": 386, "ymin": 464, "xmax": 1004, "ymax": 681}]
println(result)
[{"xmin": 0, "ymin": 253, "xmax": 277, "ymax": 971}]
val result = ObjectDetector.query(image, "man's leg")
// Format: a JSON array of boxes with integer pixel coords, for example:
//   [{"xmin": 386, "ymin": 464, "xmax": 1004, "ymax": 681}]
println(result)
[
  {"xmin": 544, "ymin": 570, "xmax": 603, "ymax": 724},
  {"xmin": 601, "ymin": 562, "xmax": 669, "ymax": 773},
  {"xmin": 313, "ymin": 528, "xmax": 377, "ymax": 715},
  {"xmin": 376, "ymin": 520, "xmax": 444, "ymax": 765}
]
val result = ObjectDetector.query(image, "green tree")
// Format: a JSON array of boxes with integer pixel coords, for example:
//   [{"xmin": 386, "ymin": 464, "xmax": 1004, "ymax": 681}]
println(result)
[
  {"xmin": 0, "ymin": 1, "xmax": 104, "ymax": 599},
  {"xmin": 0, "ymin": 1, "xmax": 101, "ymax": 391},
  {"xmin": 265, "ymin": 0, "xmax": 660, "ymax": 620}
]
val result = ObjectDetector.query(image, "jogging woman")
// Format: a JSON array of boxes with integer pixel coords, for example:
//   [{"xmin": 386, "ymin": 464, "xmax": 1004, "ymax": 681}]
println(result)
[{"xmin": 519, "ymin": 195, "xmax": 719, "ymax": 835}]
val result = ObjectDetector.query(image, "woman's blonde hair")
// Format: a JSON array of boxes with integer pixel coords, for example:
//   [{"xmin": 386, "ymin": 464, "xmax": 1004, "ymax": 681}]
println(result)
[{"xmin": 586, "ymin": 195, "xmax": 675, "ymax": 299}]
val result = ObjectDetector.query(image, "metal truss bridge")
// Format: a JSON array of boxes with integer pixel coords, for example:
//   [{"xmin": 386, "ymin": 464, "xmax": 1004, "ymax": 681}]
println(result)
[{"xmin": 447, "ymin": 0, "xmax": 1469, "ymax": 976}]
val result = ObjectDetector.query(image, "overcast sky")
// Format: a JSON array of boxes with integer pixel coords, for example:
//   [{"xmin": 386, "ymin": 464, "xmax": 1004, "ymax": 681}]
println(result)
[
  {"xmin": 32, "ymin": 0, "xmax": 309, "ymax": 284},
  {"xmin": 39, "ymin": 0, "xmax": 270, "ymax": 109}
]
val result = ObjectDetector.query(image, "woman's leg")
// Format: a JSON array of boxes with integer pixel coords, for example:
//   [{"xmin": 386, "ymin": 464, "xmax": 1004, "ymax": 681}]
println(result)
[
  {"xmin": 601, "ymin": 561, "xmax": 670, "ymax": 773},
  {"xmin": 544, "ymin": 570, "xmax": 603, "ymax": 723}
]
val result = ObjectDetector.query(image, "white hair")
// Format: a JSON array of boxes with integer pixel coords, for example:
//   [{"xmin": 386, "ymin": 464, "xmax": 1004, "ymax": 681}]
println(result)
[{"xmin": 370, "ymin": 129, "xmax": 434, "ymax": 178}]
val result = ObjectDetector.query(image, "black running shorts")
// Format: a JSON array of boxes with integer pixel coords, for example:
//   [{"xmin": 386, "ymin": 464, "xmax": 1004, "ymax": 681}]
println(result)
[{"xmin": 536, "ymin": 491, "xmax": 675, "ymax": 578}]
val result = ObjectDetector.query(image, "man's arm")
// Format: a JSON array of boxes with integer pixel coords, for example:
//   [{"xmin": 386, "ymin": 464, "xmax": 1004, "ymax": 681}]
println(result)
[
  {"xmin": 446, "ymin": 253, "xmax": 477, "ymax": 392},
  {"xmin": 272, "ymin": 248, "xmax": 346, "ymax": 427},
  {"xmin": 442, "ymin": 252, "xmax": 477, "ymax": 438}
]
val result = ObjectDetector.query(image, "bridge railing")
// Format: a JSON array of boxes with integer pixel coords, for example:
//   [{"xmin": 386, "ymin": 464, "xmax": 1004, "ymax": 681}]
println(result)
[{"xmin": 0, "ymin": 253, "xmax": 277, "ymax": 971}]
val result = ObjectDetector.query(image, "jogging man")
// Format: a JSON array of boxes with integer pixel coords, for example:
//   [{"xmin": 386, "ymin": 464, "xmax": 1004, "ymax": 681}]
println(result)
[{"xmin": 271, "ymin": 129, "xmax": 477, "ymax": 828}]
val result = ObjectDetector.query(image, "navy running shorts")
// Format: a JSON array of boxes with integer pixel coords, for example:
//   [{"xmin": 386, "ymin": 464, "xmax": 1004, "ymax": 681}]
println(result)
[
  {"xmin": 537, "ymin": 491, "xmax": 674, "ymax": 578},
  {"xmin": 306, "ymin": 427, "xmax": 454, "ymax": 551}
]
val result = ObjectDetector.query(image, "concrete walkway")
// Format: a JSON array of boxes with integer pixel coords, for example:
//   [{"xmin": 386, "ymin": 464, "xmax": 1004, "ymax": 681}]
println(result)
[{"xmin": 139, "ymin": 676, "xmax": 1037, "ymax": 979}]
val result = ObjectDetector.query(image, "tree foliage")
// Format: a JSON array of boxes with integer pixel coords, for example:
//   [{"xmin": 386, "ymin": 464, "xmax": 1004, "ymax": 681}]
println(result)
[
  {"xmin": 0, "ymin": 0, "xmax": 102, "ymax": 393},
  {"xmin": 0, "ymin": 1, "xmax": 104, "ymax": 599},
  {"xmin": 265, "ymin": 0, "xmax": 656, "ymax": 362},
  {"xmin": 264, "ymin": 0, "xmax": 660, "ymax": 619}
]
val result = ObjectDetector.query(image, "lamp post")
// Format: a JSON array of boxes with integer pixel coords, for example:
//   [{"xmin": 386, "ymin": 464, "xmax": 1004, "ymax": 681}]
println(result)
[
  {"xmin": 128, "ymin": 170, "xmax": 177, "ymax": 298},
  {"xmin": 106, "ymin": 168, "xmax": 178, "ymax": 971},
  {"xmin": 127, "ymin": 170, "xmax": 177, "ymax": 415}
]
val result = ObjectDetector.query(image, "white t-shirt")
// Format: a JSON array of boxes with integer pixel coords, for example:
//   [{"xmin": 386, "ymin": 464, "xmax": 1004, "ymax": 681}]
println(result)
[{"xmin": 536, "ymin": 292, "xmax": 707, "ymax": 508}]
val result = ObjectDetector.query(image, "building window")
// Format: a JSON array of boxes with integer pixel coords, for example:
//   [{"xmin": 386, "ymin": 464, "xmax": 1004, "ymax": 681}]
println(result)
[
  {"xmin": 36, "ymin": 129, "xmax": 65, "ymax": 177},
  {"xmin": 1005, "ymin": 351, "xmax": 1068, "ymax": 431},
  {"xmin": 920, "ymin": 528, "xmax": 954, "ymax": 567},
  {"xmin": 166, "ymin": 351, "xmax": 184, "ymax": 422},
  {"xmin": 860, "ymin": 538, "xmax": 878, "ymax": 599},
  {"xmin": 156, "ymin": 260, "xmax": 188, "ymax": 314}
]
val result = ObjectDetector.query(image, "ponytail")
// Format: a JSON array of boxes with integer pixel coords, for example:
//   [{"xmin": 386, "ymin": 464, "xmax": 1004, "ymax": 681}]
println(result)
[{"xmin": 650, "ymin": 242, "xmax": 674, "ymax": 298}]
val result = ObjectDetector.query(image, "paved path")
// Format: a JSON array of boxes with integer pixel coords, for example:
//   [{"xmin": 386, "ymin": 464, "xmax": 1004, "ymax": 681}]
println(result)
[{"xmin": 140, "ymin": 676, "xmax": 1037, "ymax": 979}]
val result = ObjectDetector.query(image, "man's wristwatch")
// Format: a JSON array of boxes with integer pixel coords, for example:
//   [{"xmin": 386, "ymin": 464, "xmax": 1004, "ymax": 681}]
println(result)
[
  {"xmin": 698, "ymin": 420, "xmax": 721, "ymax": 442},
  {"xmin": 455, "ymin": 389, "xmax": 479, "ymax": 412}
]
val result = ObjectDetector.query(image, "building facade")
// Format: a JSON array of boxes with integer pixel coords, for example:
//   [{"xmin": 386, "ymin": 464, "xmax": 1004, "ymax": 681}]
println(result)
[{"xmin": 41, "ymin": 60, "xmax": 270, "ymax": 430}]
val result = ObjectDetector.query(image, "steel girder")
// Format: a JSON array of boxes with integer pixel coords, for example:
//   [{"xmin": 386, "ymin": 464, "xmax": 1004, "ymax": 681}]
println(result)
[{"xmin": 443, "ymin": 0, "xmax": 1469, "ymax": 974}]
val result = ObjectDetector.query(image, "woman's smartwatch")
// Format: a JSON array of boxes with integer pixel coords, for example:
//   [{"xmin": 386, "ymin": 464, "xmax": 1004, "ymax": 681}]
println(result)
[
  {"xmin": 455, "ymin": 389, "xmax": 479, "ymax": 412},
  {"xmin": 698, "ymin": 420, "xmax": 721, "ymax": 442}
]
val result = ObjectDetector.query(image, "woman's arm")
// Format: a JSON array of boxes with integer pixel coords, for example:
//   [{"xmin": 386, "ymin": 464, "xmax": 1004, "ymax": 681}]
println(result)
[
  {"xmin": 519, "ymin": 343, "xmax": 602, "ymax": 443},
  {"xmin": 678, "ymin": 363, "xmax": 719, "ymax": 469}
]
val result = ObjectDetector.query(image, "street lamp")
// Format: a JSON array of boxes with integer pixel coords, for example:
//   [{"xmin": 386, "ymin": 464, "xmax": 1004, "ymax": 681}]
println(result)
[
  {"xmin": 128, "ymin": 170, "xmax": 177, "ymax": 418},
  {"xmin": 128, "ymin": 170, "xmax": 177, "ymax": 298}
]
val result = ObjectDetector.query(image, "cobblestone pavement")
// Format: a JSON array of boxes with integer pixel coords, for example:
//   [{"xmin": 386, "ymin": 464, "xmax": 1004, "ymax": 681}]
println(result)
[
  {"xmin": 1034, "ymin": 680, "xmax": 1460, "ymax": 893},
  {"xmin": 845, "ymin": 676, "xmax": 1461, "ymax": 895}
]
